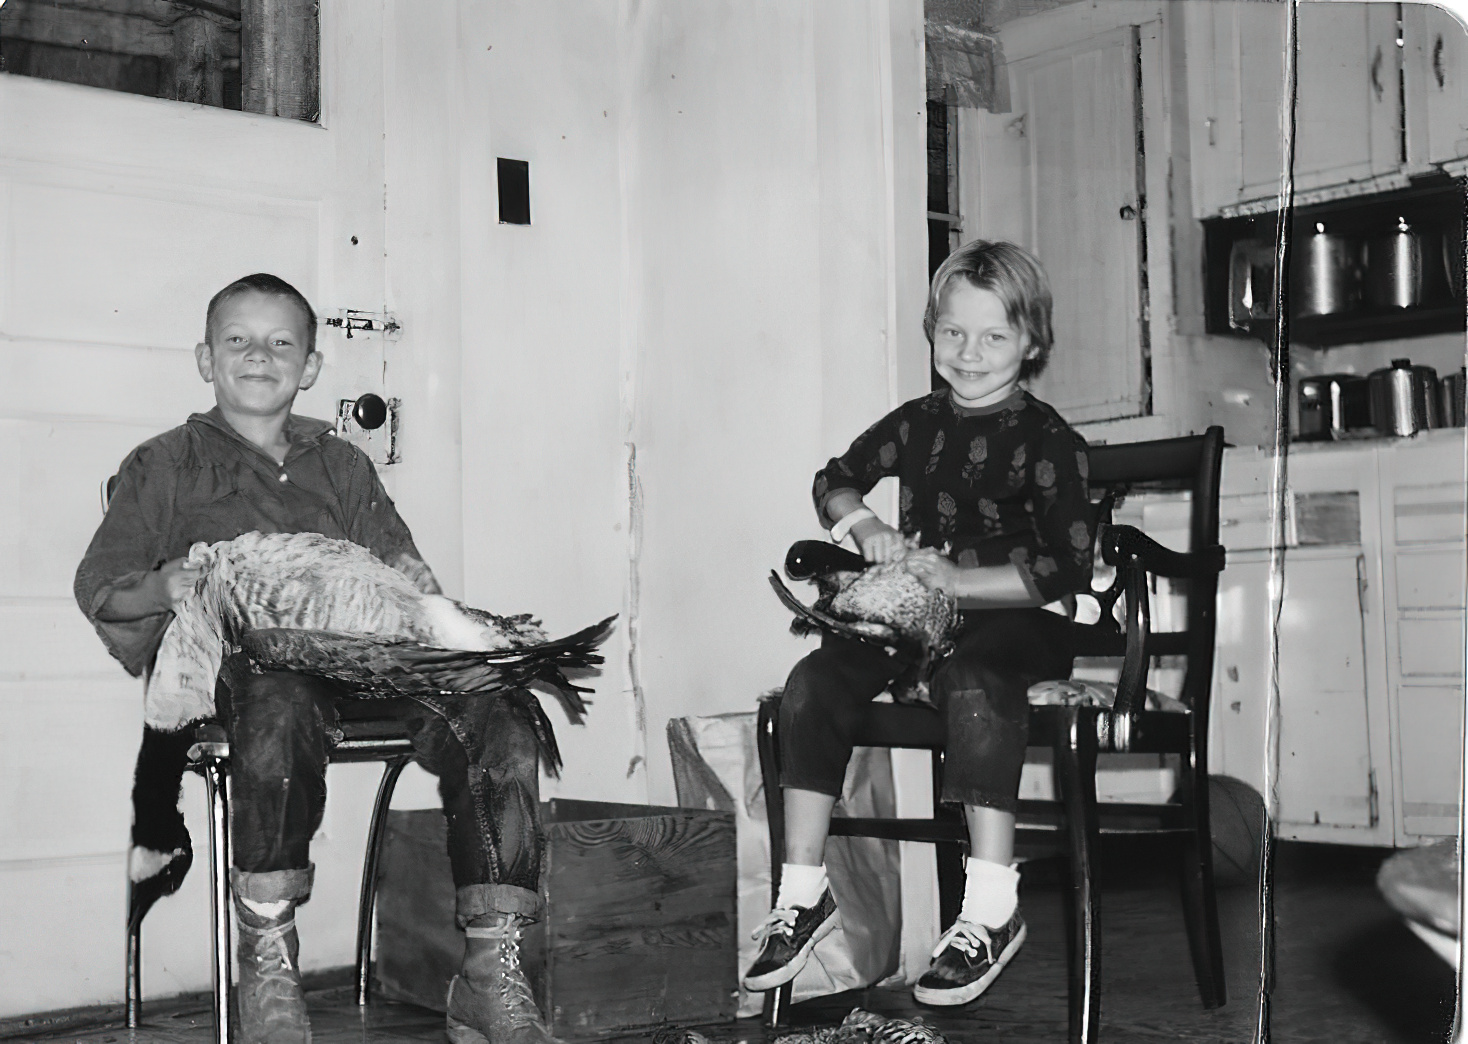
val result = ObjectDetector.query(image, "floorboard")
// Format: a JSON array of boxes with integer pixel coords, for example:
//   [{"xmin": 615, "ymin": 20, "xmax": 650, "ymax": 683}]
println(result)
[{"xmin": 11, "ymin": 840, "xmax": 1454, "ymax": 1044}]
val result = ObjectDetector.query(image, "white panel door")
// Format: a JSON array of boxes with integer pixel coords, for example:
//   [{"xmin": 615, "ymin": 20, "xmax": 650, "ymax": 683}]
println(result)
[
  {"xmin": 1005, "ymin": 26, "xmax": 1147, "ymax": 423},
  {"xmin": 0, "ymin": 0, "xmax": 394, "ymax": 1014}
]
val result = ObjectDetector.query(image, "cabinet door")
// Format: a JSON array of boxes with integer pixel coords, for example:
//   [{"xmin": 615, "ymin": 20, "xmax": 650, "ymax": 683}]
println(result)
[
  {"xmin": 1275, "ymin": 552, "xmax": 1379, "ymax": 834},
  {"xmin": 1409, "ymin": 3, "xmax": 1468, "ymax": 166},
  {"xmin": 1185, "ymin": 1, "xmax": 1243, "ymax": 218},
  {"xmin": 1235, "ymin": 1, "xmax": 1291, "ymax": 206},
  {"xmin": 1004, "ymin": 26, "xmax": 1146, "ymax": 422},
  {"xmin": 1379, "ymin": 433, "xmax": 1467, "ymax": 841},
  {"xmin": 1292, "ymin": 1, "xmax": 1403, "ymax": 192}
]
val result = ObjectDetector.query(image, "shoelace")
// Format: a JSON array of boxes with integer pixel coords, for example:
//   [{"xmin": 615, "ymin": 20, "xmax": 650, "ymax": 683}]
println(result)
[
  {"xmin": 240, "ymin": 917, "xmax": 297, "ymax": 973},
  {"xmin": 466, "ymin": 921, "xmax": 546, "ymax": 1028},
  {"xmin": 929, "ymin": 918, "xmax": 992, "ymax": 961},
  {"xmin": 750, "ymin": 907, "xmax": 798, "ymax": 946}
]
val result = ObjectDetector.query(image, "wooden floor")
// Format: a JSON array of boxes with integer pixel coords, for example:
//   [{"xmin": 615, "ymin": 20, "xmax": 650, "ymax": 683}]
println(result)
[{"xmin": 12, "ymin": 840, "xmax": 1455, "ymax": 1044}]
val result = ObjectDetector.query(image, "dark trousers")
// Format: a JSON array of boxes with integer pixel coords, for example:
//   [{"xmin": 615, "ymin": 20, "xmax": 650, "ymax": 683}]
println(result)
[
  {"xmin": 778, "ymin": 609, "xmax": 1076, "ymax": 813},
  {"xmin": 222, "ymin": 670, "xmax": 544, "ymax": 921}
]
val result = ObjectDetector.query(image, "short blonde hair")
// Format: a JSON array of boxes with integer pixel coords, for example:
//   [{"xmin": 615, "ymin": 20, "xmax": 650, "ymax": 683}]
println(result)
[{"xmin": 923, "ymin": 240, "xmax": 1055, "ymax": 380}]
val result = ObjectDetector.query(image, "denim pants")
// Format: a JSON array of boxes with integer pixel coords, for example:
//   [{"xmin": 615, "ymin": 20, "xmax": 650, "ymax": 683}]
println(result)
[
  {"xmin": 221, "ymin": 669, "xmax": 544, "ymax": 924},
  {"xmin": 778, "ymin": 608, "xmax": 1076, "ymax": 813}
]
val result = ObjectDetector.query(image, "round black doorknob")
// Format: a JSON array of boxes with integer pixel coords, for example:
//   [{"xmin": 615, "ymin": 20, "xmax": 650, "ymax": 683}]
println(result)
[{"xmin": 353, "ymin": 393, "xmax": 388, "ymax": 431}]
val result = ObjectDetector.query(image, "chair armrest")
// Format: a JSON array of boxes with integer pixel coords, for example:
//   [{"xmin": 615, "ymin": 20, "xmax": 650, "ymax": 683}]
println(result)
[{"xmin": 1101, "ymin": 525, "xmax": 1225, "ymax": 579}]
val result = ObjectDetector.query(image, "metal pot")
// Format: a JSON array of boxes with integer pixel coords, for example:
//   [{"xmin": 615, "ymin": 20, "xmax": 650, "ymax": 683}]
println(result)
[
  {"xmin": 1363, "ymin": 217, "xmax": 1453, "ymax": 310},
  {"xmin": 1368, "ymin": 358, "xmax": 1440, "ymax": 436},
  {"xmin": 1439, "ymin": 368, "xmax": 1466, "ymax": 427},
  {"xmin": 1291, "ymin": 222, "xmax": 1362, "ymax": 318},
  {"xmin": 1228, "ymin": 238, "xmax": 1277, "ymax": 332},
  {"xmin": 1297, "ymin": 373, "xmax": 1369, "ymax": 440}
]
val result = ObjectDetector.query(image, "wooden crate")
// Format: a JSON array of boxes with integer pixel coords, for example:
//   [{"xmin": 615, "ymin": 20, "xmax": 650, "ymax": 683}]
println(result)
[{"xmin": 375, "ymin": 799, "xmax": 738, "ymax": 1039}]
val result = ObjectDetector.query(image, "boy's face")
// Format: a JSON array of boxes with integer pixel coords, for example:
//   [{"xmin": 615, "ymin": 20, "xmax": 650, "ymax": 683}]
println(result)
[
  {"xmin": 931, "ymin": 280, "xmax": 1037, "ymax": 409},
  {"xmin": 195, "ymin": 291, "xmax": 321, "ymax": 418}
]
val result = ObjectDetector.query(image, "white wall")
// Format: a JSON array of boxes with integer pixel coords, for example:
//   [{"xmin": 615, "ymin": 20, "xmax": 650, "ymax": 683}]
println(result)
[{"xmin": 455, "ymin": 0, "xmax": 928, "ymax": 807}]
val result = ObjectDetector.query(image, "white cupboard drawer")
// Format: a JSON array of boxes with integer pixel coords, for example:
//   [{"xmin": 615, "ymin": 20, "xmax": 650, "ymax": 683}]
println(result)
[
  {"xmin": 1395, "ymin": 550, "xmax": 1468, "ymax": 609},
  {"xmin": 1393, "ymin": 483, "xmax": 1468, "ymax": 545},
  {"xmin": 1398, "ymin": 611, "xmax": 1467, "ymax": 678}
]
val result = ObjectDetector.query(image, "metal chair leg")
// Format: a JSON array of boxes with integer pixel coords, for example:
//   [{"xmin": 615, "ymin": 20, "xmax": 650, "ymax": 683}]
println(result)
[
  {"xmin": 201, "ymin": 755, "xmax": 233, "ymax": 1044},
  {"xmin": 355, "ymin": 755, "xmax": 411, "ymax": 1006},
  {"xmin": 125, "ymin": 900, "xmax": 142, "ymax": 1028},
  {"xmin": 1054, "ymin": 707, "xmax": 1101, "ymax": 1044}
]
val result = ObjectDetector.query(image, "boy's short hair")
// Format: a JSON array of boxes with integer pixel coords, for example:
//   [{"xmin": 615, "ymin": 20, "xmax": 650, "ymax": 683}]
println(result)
[
  {"xmin": 205, "ymin": 273, "xmax": 319, "ymax": 351},
  {"xmin": 923, "ymin": 240, "xmax": 1055, "ymax": 380}
]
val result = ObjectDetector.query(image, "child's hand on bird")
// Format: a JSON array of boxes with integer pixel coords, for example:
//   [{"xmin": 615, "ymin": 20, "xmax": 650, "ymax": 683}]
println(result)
[
  {"xmin": 852, "ymin": 518, "xmax": 907, "ymax": 564},
  {"xmin": 153, "ymin": 557, "xmax": 206, "ymax": 610},
  {"xmin": 903, "ymin": 548, "xmax": 960, "ymax": 595}
]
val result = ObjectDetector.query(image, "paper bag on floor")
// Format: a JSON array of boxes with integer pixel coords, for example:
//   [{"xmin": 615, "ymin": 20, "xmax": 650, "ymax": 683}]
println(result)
[{"xmin": 668, "ymin": 704, "xmax": 902, "ymax": 1018}]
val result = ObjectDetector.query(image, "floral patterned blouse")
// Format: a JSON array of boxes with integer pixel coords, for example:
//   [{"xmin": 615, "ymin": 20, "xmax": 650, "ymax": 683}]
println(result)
[{"xmin": 813, "ymin": 388, "xmax": 1094, "ymax": 604}]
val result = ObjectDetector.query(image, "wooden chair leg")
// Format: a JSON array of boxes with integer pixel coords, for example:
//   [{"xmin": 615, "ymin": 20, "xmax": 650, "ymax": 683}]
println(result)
[
  {"xmin": 1175, "ymin": 765, "xmax": 1227, "ymax": 1008},
  {"xmin": 356, "ymin": 755, "xmax": 412, "ymax": 1006},
  {"xmin": 200, "ymin": 756, "xmax": 233, "ymax": 1044},
  {"xmin": 935, "ymin": 839, "xmax": 966, "ymax": 932},
  {"xmin": 1053, "ymin": 708, "xmax": 1101, "ymax": 1044}
]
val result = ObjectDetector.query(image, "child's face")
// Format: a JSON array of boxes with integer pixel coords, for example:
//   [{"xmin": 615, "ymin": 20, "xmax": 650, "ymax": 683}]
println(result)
[
  {"xmin": 931, "ymin": 280, "xmax": 1037, "ymax": 409},
  {"xmin": 195, "ymin": 291, "xmax": 321, "ymax": 418}
]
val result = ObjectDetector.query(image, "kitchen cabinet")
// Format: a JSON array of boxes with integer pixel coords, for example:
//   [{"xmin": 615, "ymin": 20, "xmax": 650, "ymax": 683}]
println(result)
[
  {"xmin": 1210, "ymin": 434, "xmax": 1466, "ymax": 847},
  {"xmin": 1404, "ymin": 3, "xmax": 1468, "ymax": 169},
  {"xmin": 1211, "ymin": 441, "xmax": 1394, "ymax": 845},
  {"xmin": 1293, "ymin": 2, "xmax": 1404, "ymax": 193},
  {"xmin": 1187, "ymin": 1, "xmax": 1425, "ymax": 218},
  {"xmin": 1184, "ymin": 1, "xmax": 1288, "ymax": 223},
  {"xmin": 1378, "ymin": 432, "xmax": 1467, "ymax": 842}
]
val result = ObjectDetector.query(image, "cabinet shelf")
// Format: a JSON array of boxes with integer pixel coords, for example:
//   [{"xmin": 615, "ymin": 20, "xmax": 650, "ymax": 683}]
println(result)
[{"xmin": 1203, "ymin": 178, "xmax": 1467, "ymax": 347}]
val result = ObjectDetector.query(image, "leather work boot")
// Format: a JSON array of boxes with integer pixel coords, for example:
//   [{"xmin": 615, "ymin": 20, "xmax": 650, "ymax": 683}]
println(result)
[
  {"xmin": 235, "ymin": 898, "xmax": 311, "ymax": 1044},
  {"xmin": 446, "ymin": 913, "xmax": 561, "ymax": 1044}
]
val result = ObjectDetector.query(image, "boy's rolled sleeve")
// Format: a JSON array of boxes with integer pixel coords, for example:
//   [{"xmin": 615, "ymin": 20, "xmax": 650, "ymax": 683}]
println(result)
[
  {"xmin": 1018, "ymin": 425, "xmax": 1094, "ymax": 604},
  {"xmin": 73, "ymin": 446, "xmax": 179, "ymax": 677}
]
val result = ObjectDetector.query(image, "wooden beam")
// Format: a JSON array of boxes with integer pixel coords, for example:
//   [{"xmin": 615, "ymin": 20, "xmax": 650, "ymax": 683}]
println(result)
[
  {"xmin": 240, "ymin": 0, "xmax": 317, "ymax": 121},
  {"xmin": 168, "ymin": 12, "xmax": 226, "ymax": 105}
]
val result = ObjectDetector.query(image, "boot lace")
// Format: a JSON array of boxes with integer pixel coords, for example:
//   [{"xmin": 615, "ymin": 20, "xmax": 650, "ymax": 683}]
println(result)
[
  {"xmin": 467, "ymin": 920, "xmax": 547, "ymax": 1029},
  {"xmin": 750, "ymin": 907, "xmax": 798, "ymax": 946},
  {"xmin": 930, "ymin": 918, "xmax": 992, "ymax": 961},
  {"xmin": 239, "ymin": 917, "xmax": 303, "ymax": 1013}
]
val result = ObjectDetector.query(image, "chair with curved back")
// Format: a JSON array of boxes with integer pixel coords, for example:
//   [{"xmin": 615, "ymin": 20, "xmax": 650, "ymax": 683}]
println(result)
[{"xmin": 755, "ymin": 425, "xmax": 1228, "ymax": 1044}]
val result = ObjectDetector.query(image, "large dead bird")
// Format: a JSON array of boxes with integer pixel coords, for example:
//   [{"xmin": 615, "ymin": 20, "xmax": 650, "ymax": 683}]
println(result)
[{"xmin": 147, "ymin": 530, "xmax": 613, "ymax": 732}]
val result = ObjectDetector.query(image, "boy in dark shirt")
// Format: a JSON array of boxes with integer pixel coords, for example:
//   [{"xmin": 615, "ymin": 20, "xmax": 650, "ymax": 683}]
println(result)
[
  {"xmin": 76, "ymin": 274, "xmax": 558, "ymax": 1044},
  {"xmin": 743, "ymin": 241, "xmax": 1093, "ymax": 1007}
]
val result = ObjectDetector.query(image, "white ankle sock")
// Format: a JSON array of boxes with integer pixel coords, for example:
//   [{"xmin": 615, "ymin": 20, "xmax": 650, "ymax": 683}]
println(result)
[
  {"xmin": 960, "ymin": 857, "xmax": 1020, "ymax": 929},
  {"xmin": 776, "ymin": 863, "xmax": 828, "ymax": 910},
  {"xmin": 239, "ymin": 897, "xmax": 291, "ymax": 919}
]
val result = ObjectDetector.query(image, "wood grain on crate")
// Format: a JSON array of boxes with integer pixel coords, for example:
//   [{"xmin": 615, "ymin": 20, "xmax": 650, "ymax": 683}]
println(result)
[{"xmin": 538, "ymin": 801, "xmax": 738, "ymax": 1037}]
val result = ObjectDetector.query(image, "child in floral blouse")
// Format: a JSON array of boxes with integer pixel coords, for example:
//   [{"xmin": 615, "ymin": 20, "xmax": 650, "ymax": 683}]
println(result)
[{"xmin": 744, "ymin": 240, "xmax": 1094, "ymax": 1006}]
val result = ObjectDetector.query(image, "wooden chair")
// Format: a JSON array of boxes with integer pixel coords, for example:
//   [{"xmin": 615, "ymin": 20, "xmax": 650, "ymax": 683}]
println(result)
[
  {"xmin": 755, "ymin": 426, "xmax": 1227, "ymax": 1044},
  {"xmin": 125, "ymin": 703, "xmax": 416, "ymax": 1044}
]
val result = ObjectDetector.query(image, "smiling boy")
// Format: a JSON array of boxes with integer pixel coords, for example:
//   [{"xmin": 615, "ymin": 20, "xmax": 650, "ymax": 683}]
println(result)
[{"xmin": 76, "ymin": 274, "xmax": 560, "ymax": 1044}]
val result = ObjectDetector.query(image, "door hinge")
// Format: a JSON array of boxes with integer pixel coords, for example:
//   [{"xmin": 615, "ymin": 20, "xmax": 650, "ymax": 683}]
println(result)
[
  {"xmin": 1368, "ymin": 769, "xmax": 1379, "ymax": 828},
  {"xmin": 322, "ymin": 309, "xmax": 401, "ymax": 340}
]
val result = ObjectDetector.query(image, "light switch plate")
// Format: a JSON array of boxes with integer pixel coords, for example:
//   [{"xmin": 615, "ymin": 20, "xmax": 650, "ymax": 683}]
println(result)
[{"xmin": 336, "ymin": 397, "xmax": 400, "ymax": 465}]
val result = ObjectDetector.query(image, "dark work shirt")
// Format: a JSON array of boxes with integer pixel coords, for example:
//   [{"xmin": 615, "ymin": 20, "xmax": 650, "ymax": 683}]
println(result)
[
  {"xmin": 813, "ymin": 389, "xmax": 1094, "ymax": 604},
  {"xmin": 74, "ymin": 407, "xmax": 435, "ymax": 678}
]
